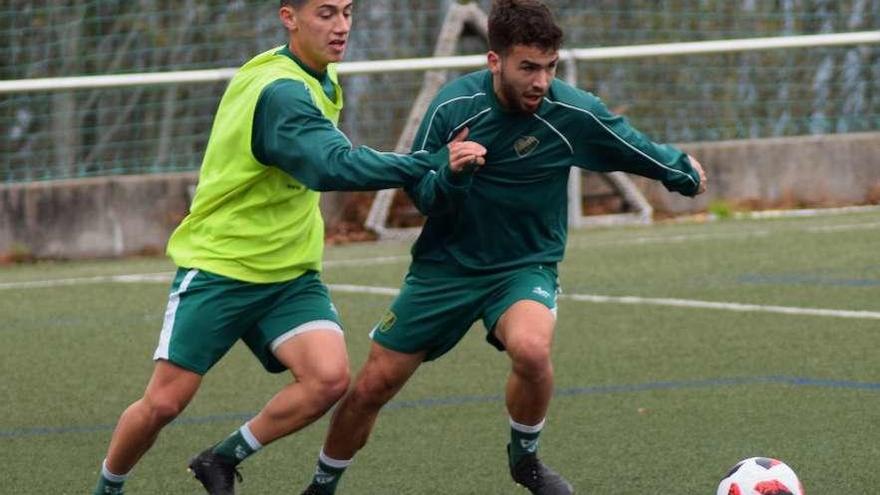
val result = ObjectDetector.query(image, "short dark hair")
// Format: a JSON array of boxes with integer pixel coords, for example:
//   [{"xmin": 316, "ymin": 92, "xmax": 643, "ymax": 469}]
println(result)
[
  {"xmin": 280, "ymin": 0, "xmax": 307, "ymax": 8},
  {"xmin": 488, "ymin": 0, "xmax": 563, "ymax": 55}
]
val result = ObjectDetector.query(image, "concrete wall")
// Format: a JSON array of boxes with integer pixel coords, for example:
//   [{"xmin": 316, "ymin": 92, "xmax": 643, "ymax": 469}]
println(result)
[
  {"xmin": 637, "ymin": 131, "xmax": 880, "ymax": 215},
  {"xmin": 0, "ymin": 173, "xmax": 196, "ymax": 259},
  {"xmin": 2, "ymin": 132, "xmax": 879, "ymax": 259}
]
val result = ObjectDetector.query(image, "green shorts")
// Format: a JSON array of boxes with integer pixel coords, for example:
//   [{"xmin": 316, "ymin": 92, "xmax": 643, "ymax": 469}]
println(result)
[
  {"xmin": 370, "ymin": 263, "xmax": 559, "ymax": 361},
  {"xmin": 153, "ymin": 268, "xmax": 342, "ymax": 374}
]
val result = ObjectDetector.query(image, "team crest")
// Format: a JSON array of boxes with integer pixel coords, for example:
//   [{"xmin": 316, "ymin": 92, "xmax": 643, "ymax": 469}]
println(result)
[
  {"xmin": 377, "ymin": 310, "xmax": 397, "ymax": 333},
  {"xmin": 514, "ymin": 135, "xmax": 540, "ymax": 157}
]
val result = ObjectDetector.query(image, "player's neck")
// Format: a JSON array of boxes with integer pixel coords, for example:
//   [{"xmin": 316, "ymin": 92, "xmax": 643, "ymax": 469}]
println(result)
[
  {"xmin": 491, "ymin": 76, "xmax": 512, "ymax": 111},
  {"xmin": 288, "ymin": 41, "xmax": 328, "ymax": 76}
]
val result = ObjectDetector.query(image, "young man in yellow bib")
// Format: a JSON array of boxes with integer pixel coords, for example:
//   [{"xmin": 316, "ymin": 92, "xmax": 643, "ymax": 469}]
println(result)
[{"xmin": 91, "ymin": 2, "xmax": 486, "ymax": 494}]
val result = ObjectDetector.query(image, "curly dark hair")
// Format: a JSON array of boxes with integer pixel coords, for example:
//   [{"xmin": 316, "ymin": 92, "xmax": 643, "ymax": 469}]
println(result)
[{"xmin": 488, "ymin": 0, "xmax": 563, "ymax": 55}]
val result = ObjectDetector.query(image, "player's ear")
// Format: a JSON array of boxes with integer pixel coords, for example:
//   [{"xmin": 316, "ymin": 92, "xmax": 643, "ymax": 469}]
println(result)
[
  {"xmin": 487, "ymin": 51, "xmax": 502, "ymax": 76},
  {"xmin": 279, "ymin": 5, "xmax": 297, "ymax": 31}
]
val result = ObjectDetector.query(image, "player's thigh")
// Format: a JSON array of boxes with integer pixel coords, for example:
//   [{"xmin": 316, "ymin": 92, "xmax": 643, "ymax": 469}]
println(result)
[
  {"xmin": 483, "ymin": 264, "xmax": 559, "ymax": 352},
  {"xmin": 244, "ymin": 271, "xmax": 345, "ymax": 374},
  {"xmin": 154, "ymin": 268, "xmax": 266, "ymax": 375},
  {"xmin": 494, "ymin": 300, "xmax": 556, "ymax": 358},
  {"xmin": 272, "ymin": 328, "xmax": 349, "ymax": 384},
  {"xmin": 370, "ymin": 270, "xmax": 484, "ymax": 362}
]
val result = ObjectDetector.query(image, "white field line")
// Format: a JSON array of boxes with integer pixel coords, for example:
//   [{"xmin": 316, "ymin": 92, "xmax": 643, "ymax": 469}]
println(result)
[
  {"xmin": 0, "ymin": 272, "xmax": 172, "ymax": 289},
  {"xmin": 0, "ymin": 216, "xmax": 875, "ymax": 288},
  {"xmin": 560, "ymin": 293, "xmax": 880, "ymax": 320},
  {"xmin": 805, "ymin": 221, "xmax": 880, "ymax": 233},
  {"xmin": 570, "ymin": 218, "xmax": 880, "ymax": 249},
  {"xmin": 733, "ymin": 204, "xmax": 880, "ymax": 219},
  {"xmin": 1, "ymin": 218, "xmax": 878, "ymax": 319},
  {"xmin": 569, "ymin": 230, "xmax": 772, "ymax": 248},
  {"xmin": 329, "ymin": 284, "xmax": 402, "ymax": 296},
  {"xmin": 0, "ymin": 256, "xmax": 408, "ymax": 290},
  {"xmin": 323, "ymin": 255, "xmax": 410, "ymax": 267},
  {"xmin": 326, "ymin": 285, "xmax": 880, "ymax": 321},
  {"xmin": 1, "ymin": 216, "xmax": 875, "ymax": 290},
  {"xmin": 1, "ymin": 276, "xmax": 877, "ymax": 320}
]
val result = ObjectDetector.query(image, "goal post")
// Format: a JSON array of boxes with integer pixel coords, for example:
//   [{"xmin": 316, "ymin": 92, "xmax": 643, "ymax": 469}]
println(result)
[{"xmin": 363, "ymin": 1, "xmax": 489, "ymax": 240}]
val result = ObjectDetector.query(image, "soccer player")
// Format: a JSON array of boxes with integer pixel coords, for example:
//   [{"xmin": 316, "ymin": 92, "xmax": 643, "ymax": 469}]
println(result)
[
  {"xmin": 90, "ymin": 1, "xmax": 486, "ymax": 494},
  {"xmin": 299, "ymin": 1, "xmax": 707, "ymax": 494}
]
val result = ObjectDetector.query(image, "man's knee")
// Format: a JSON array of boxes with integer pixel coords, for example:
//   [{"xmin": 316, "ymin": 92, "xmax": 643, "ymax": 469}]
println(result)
[
  {"xmin": 307, "ymin": 364, "xmax": 351, "ymax": 408},
  {"xmin": 506, "ymin": 332, "xmax": 553, "ymax": 379},
  {"xmin": 317, "ymin": 366, "xmax": 351, "ymax": 407},
  {"xmin": 349, "ymin": 370, "xmax": 400, "ymax": 410},
  {"xmin": 143, "ymin": 393, "xmax": 187, "ymax": 425},
  {"xmin": 141, "ymin": 360, "xmax": 201, "ymax": 425}
]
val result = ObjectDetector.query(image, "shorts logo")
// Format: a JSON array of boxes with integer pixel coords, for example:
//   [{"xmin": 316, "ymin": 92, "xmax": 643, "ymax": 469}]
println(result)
[
  {"xmin": 377, "ymin": 310, "xmax": 397, "ymax": 333},
  {"xmin": 514, "ymin": 135, "xmax": 540, "ymax": 157},
  {"xmin": 532, "ymin": 286, "xmax": 551, "ymax": 299}
]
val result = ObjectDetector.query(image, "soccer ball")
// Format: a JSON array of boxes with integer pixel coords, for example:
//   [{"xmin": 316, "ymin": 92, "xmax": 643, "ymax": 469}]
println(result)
[{"xmin": 716, "ymin": 457, "xmax": 804, "ymax": 495}]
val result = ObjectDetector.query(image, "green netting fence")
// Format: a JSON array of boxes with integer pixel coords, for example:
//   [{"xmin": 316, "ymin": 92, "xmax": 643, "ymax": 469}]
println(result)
[{"xmin": 1, "ymin": 0, "xmax": 878, "ymax": 182}]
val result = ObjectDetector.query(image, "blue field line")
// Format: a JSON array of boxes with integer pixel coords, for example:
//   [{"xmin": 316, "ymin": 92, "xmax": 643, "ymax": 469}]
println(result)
[
  {"xmin": 0, "ymin": 412, "xmax": 255, "ymax": 439},
  {"xmin": 3, "ymin": 376, "xmax": 879, "ymax": 439},
  {"xmin": 554, "ymin": 375, "xmax": 880, "ymax": 397}
]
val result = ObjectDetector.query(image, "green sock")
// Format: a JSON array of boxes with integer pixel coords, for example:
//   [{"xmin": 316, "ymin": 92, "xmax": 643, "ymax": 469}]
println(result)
[
  {"xmin": 212, "ymin": 423, "xmax": 262, "ymax": 464},
  {"xmin": 309, "ymin": 451, "xmax": 351, "ymax": 494},
  {"xmin": 93, "ymin": 460, "xmax": 127, "ymax": 495},
  {"xmin": 509, "ymin": 417, "xmax": 544, "ymax": 467},
  {"xmin": 93, "ymin": 478, "xmax": 124, "ymax": 495}
]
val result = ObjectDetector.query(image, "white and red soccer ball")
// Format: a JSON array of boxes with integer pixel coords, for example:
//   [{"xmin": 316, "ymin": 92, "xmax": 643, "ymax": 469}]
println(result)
[{"xmin": 717, "ymin": 457, "xmax": 804, "ymax": 495}]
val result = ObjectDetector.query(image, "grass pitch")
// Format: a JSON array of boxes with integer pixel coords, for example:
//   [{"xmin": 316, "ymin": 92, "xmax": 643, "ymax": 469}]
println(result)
[{"xmin": 2, "ymin": 210, "xmax": 879, "ymax": 493}]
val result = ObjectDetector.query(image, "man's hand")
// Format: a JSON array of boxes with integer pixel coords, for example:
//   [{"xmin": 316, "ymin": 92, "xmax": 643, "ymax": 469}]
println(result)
[
  {"xmin": 447, "ymin": 128, "xmax": 486, "ymax": 173},
  {"xmin": 688, "ymin": 154, "xmax": 707, "ymax": 195}
]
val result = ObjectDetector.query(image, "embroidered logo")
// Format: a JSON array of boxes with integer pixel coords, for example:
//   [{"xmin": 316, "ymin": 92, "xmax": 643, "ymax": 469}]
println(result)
[
  {"xmin": 514, "ymin": 135, "xmax": 540, "ymax": 157},
  {"xmin": 234, "ymin": 445, "xmax": 248, "ymax": 460},
  {"xmin": 531, "ymin": 286, "xmax": 551, "ymax": 299},
  {"xmin": 377, "ymin": 310, "xmax": 397, "ymax": 333},
  {"xmin": 314, "ymin": 467, "xmax": 336, "ymax": 485},
  {"xmin": 520, "ymin": 438, "xmax": 539, "ymax": 453}
]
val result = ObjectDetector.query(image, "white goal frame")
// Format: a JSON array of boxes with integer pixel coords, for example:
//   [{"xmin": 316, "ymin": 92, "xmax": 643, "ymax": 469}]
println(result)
[{"xmin": 1, "ymin": 31, "xmax": 877, "ymax": 94}]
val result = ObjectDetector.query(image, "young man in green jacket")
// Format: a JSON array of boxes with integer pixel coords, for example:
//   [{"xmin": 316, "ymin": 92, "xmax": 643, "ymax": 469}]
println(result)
[
  {"xmin": 91, "ymin": 1, "xmax": 485, "ymax": 494},
  {"xmin": 300, "ymin": 1, "xmax": 706, "ymax": 494}
]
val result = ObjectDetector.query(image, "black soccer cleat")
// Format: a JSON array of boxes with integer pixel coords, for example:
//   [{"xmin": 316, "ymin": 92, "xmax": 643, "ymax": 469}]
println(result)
[
  {"xmin": 509, "ymin": 445, "xmax": 574, "ymax": 495},
  {"xmin": 188, "ymin": 447, "xmax": 243, "ymax": 495},
  {"xmin": 300, "ymin": 483, "xmax": 326, "ymax": 495}
]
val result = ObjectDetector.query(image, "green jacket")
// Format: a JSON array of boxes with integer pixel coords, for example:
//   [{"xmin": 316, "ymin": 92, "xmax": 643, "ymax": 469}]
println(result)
[{"xmin": 407, "ymin": 70, "xmax": 701, "ymax": 273}]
